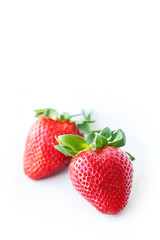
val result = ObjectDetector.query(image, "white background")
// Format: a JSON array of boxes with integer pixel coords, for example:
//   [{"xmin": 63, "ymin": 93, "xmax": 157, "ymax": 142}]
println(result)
[{"xmin": 0, "ymin": 1, "xmax": 160, "ymax": 239}]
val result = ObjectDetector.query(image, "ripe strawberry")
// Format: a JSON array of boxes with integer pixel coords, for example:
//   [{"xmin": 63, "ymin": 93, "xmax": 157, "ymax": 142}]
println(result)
[
  {"xmin": 24, "ymin": 109, "xmax": 94, "ymax": 180},
  {"xmin": 55, "ymin": 127, "xmax": 135, "ymax": 214}
]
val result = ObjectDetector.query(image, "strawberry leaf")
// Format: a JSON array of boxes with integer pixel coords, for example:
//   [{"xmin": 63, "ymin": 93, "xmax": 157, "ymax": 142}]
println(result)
[
  {"xmin": 108, "ymin": 129, "xmax": 126, "ymax": 147},
  {"xmin": 35, "ymin": 108, "xmax": 59, "ymax": 118},
  {"xmin": 77, "ymin": 123, "xmax": 91, "ymax": 135},
  {"xmin": 55, "ymin": 126, "xmax": 135, "ymax": 161},
  {"xmin": 100, "ymin": 127, "xmax": 111, "ymax": 138},
  {"xmin": 125, "ymin": 151, "xmax": 135, "ymax": 161},
  {"xmin": 76, "ymin": 120, "xmax": 95, "ymax": 124},
  {"xmin": 75, "ymin": 111, "xmax": 95, "ymax": 135},
  {"xmin": 57, "ymin": 134, "xmax": 90, "ymax": 152},
  {"xmin": 62, "ymin": 146, "xmax": 79, "ymax": 156},
  {"xmin": 86, "ymin": 132, "xmax": 96, "ymax": 146},
  {"xmin": 55, "ymin": 145, "xmax": 78, "ymax": 157},
  {"xmin": 82, "ymin": 110, "xmax": 92, "ymax": 121},
  {"xmin": 91, "ymin": 133, "xmax": 108, "ymax": 150},
  {"xmin": 54, "ymin": 145, "xmax": 70, "ymax": 156},
  {"xmin": 66, "ymin": 113, "xmax": 82, "ymax": 120},
  {"xmin": 35, "ymin": 109, "xmax": 84, "ymax": 122}
]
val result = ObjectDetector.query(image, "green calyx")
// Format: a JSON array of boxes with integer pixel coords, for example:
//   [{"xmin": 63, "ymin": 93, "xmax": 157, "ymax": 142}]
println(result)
[
  {"xmin": 35, "ymin": 108, "xmax": 80, "ymax": 120},
  {"xmin": 34, "ymin": 108, "xmax": 95, "ymax": 135},
  {"xmin": 75, "ymin": 111, "xmax": 95, "ymax": 135},
  {"xmin": 35, "ymin": 108, "xmax": 60, "ymax": 118},
  {"xmin": 55, "ymin": 126, "xmax": 135, "ymax": 161}
]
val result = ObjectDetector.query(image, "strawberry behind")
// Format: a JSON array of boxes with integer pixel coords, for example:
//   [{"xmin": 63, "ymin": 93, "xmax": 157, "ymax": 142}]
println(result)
[{"xmin": 23, "ymin": 109, "xmax": 93, "ymax": 180}]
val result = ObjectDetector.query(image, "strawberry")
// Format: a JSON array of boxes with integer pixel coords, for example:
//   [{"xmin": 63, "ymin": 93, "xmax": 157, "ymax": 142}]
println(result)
[
  {"xmin": 24, "ymin": 109, "xmax": 94, "ymax": 180},
  {"xmin": 55, "ymin": 127, "xmax": 135, "ymax": 214}
]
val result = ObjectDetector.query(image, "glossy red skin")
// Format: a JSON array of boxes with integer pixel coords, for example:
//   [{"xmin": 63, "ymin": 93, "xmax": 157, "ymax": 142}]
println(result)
[
  {"xmin": 24, "ymin": 116, "xmax": 84, "ymax": 180},
  {"xmin": 69, "ymin": 146, "xmax": 133, "ymax": 214}
]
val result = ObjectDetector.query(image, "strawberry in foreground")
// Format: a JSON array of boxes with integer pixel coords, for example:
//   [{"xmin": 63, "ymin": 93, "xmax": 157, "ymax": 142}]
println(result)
[
  {"xmin": 55, "ymin": 127, "xmax": 135, "ymax": 214},
  {"xmin": 24, "ymin": 108, "xmax": 94, "ymax": 180}
]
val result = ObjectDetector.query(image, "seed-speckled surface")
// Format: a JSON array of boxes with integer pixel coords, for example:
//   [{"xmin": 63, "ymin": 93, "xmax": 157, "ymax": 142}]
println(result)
[
  {"xmin": 69, "ymin": 146, "xmax": 133, "ymax": 214},
  {"xmin": 24, "ymin": 116, "xmax": 83, "ymax": 180}
]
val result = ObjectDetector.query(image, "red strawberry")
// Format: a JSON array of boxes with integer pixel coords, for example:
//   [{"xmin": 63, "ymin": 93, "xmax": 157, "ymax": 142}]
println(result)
[
  {"xmin": 24, "ymin": 109, "xmax": 93, "ymax": 180},
  {"xmin": 55, "ymin": 127, "xmax": 135, "ymax": 214}
]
